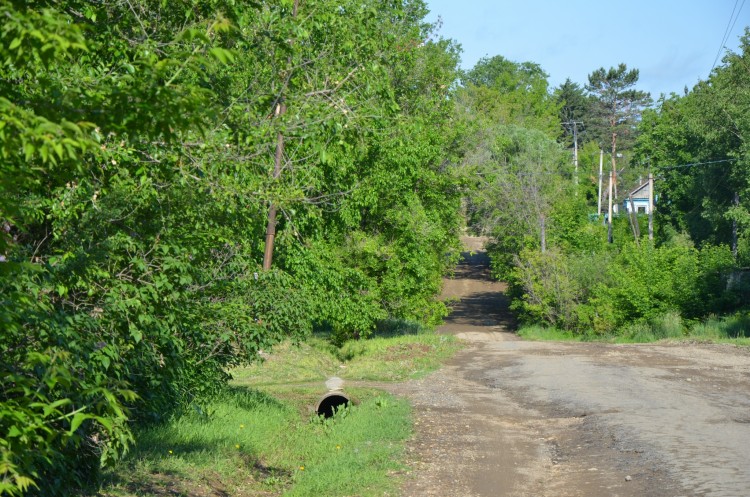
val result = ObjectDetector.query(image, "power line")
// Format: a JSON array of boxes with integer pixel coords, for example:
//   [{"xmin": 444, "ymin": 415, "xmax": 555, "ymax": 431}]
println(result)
[
  {"xmin": 710, "ymin": 0, "xmax": 740, "ymax": 72},
  {"xmin": 710, "ymin": 0, "xmax": 747, "ymax": 74},
  {"xmin": 727, "ymin": 0, "xmax": 748, "ymax": 48},
  {"xmin": 654, "ymin": 158, "xmax": 738, "ymax": 171}
]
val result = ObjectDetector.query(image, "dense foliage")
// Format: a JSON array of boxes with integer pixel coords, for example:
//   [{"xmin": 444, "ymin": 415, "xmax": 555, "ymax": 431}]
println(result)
[
  {"xmin": 634, "ymin": 31, "xmax": 750, "ymax": 260},
  {"xmin": 460, "ymin": 34, "xmax": 750, "ymax": 335},
  {"xmin": 0, "ymin": 1, "xmax": 463, "ymax": 494}
]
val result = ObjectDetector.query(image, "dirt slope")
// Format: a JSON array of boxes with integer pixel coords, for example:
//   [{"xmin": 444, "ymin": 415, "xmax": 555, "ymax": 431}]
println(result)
[{"xmin": 388, "ymin": 237, "xmax": 750, "ymax": 497}]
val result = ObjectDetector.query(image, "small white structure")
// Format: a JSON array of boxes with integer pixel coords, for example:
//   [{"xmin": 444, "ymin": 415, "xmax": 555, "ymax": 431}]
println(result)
[{"xmin": 623, "ymin": 181, "xmax": 654, "ymax": 214}]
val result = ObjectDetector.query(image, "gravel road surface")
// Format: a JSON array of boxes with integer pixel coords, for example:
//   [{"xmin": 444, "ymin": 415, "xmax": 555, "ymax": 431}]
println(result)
[{"xmin": 391, "ymin": 237, "xmax": 750, "ymax": 497}]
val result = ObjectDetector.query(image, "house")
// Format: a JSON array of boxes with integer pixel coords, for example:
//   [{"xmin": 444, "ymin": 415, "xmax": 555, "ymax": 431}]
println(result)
[{"xmin": 622, "ymin": 180, "xmax": 655, "ymax": 214}]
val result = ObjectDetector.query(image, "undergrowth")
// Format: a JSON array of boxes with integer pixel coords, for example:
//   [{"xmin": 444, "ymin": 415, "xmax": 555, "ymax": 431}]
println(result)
[
  {"xmin": 518, "ymin": 311, "xmax": 750, "ymax": 345},
  {"xmin": 99, "ymin": 388, "xmax": 410, "ymax": 497},
  {"xmin": 233, "ymin": 321, "xmax": 461, "ymax": 387},
  {"xmin": 98, "ymin": 321, "xmax": 460, "ymax": 496}
]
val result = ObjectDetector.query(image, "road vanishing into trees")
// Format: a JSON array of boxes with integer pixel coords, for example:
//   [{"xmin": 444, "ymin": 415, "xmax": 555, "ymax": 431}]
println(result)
[{"xmin": 389, "ymin": 237, "xmax": 750, "ymax": 497}]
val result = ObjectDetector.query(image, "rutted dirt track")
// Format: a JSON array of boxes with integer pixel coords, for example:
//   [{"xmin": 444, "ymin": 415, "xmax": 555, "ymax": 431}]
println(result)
[{"xmin": 387, "ymin": 237, "xmax": 750, "ymax": 497}]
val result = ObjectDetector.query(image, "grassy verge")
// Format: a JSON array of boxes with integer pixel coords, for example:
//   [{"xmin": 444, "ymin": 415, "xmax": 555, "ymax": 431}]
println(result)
[
  {"xmin": 233, "ymin": 330, "xmax": 460, "ymax": 388},
  {"xmin": 99, "ymin": 323, "xmax": 461, "ymax": 496},
  {"xmin": 100, "ymin": 388, "xmax": 410, "ymax": 497},
  {"xmin": 518, "ymin": 311, "xmax": 750, "ymax": 346}
]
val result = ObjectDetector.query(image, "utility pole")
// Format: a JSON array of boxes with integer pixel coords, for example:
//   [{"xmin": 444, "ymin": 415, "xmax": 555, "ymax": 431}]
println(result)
[
  {"xmin": 648, "ymin": 172, "xmax": 654, "ymax": 241},
  {"xmin": 597, "ymin": 149, "xmax": 604, "ymax": 217},
  {"xmin": 262, "ymin": 0, "xmax": 300, "ymax": 271},
  {"xmin": 628, "ymin": 191, "xmax": 640, "ymax": 245},
  {"xmin": 608, "ymin": 170, "xmax": 614, "ymax": 244},
  {"xmin": 611, "ymin": 132, "xmax": 618, "ymax": 201},
  {"xmin": 565, "ymin": 121, "xmax": 583, "ymax": 191},
  {"xmin": 733, "ymin": 192, "xmax": 740, "ymax": 258},
  {"xmin": 573, "ymin": 121, "xmax": 578, "ymax": 189}
]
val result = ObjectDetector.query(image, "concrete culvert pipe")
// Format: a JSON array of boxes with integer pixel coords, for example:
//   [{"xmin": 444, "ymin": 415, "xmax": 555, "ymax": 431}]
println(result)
[{"xmin": 315, "ymin": 391, "xmax": 350, "ymax": 418}]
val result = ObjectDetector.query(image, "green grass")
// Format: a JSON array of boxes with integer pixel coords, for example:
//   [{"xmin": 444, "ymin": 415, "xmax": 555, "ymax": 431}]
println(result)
[
  {"xmin": 233, "ymin": 327, "xmax": 461, "ymax": 388},
  {"xmin": 99, "ymin": 323, "xmax": 461, "ymax": 496},
  {"xmin": 100, "ymin": 388, "xmax": 410, "ymax": 497},
  {"xmin": 517, "ymin": 325, "xmax": 583, "ymax": 342},
  {"xmin": 517, "ymin": 311, "xmax": 750, "ymax": 346}
]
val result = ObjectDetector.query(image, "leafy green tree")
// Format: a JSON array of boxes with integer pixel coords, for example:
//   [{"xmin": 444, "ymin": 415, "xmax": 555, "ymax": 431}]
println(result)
[
  {"xmin": 459, "ymin": 55, "xmax": 561, "ymax": 136},
  {"xmin": 586, "ymin": 64, "xmax": 652, "ymax": 202},
  {"xmin": 554, "ymin": 78, "xmax": 592, "ymax": 148},
  {"xmin": 468, "ymin": 125, "xmax": 569, "ymax": 276},
  {"xmin": 0, "ymin": 0, "xmax": 464, "ymax": 494},
  {"xmin": 633, "ymin": 30, "xmax": 750, "ymax": 261}
]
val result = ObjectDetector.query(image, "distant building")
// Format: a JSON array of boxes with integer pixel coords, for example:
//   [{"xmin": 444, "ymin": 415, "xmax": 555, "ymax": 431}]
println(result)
[{"xmin": 622, "ymin": 181, "xmax": 654, "ymax": 214}]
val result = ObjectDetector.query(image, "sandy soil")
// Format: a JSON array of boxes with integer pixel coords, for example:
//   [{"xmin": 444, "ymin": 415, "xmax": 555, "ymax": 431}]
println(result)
[{"xmin": 388, "ymin": 237, "xmax": 750, "ymax": 497}]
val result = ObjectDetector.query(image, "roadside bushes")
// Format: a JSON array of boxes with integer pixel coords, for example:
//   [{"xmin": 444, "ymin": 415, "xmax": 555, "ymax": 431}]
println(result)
[
  {"xmin": 508, "ymin": 240, "xmax": 740, "ymax": 334},
  {"xmin": 1, "ymin": 1, "xmax": 463, "ymax": 494}
]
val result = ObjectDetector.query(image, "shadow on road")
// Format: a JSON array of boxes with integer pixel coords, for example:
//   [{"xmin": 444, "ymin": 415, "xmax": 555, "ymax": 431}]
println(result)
[{"xmin": 443, "ymin": 249, "xmax": 516, "ymax": 332}]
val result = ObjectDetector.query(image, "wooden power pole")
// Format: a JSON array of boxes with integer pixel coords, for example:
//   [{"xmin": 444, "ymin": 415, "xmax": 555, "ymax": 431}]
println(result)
[
  {"xmin": 597, "ymin": 149, "xmax": 604, "ymax": 218},
  {"xmin": 565, "ymin": 121, "xmax": 583, "ymax": 192},
  {"xmin": 611, "ymin": 132, "xmax": 618, "ymax": 201},
  {"xmin": 608, "ymin": 170, "xmax": 614, "ymax": 244},
  {"xmin": 648, "ymin": 173, "xmax": 654, "ymax": 241},
  {"xmin": 262, "ymin": 0, "xmax": 300, "ymax": 271}
]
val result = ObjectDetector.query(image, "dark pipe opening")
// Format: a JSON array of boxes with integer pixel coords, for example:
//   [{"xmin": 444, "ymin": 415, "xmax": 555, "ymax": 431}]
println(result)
[{"xmin": 316, "ymin": 392, "xmax": 350, "ymax": 418}]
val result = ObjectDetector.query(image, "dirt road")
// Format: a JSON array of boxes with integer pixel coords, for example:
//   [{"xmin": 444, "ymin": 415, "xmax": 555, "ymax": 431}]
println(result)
[{"xmin": 391, "ymin": 237, "xmax": 750, "ymax": 497}]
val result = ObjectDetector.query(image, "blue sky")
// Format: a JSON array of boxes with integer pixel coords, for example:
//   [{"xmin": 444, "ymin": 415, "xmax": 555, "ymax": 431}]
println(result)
[{"xmin": 424, "ymin": 0, "xmax": 749, "ymax": 98}]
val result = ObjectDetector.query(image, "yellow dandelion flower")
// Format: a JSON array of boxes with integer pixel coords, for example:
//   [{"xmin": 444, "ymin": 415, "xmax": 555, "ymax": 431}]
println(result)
[
  {"xmin": 235, "ymin": 444, "xmax": 240, "ymax": 449},
  {"xmin": 239, "ymin": 424, "xmax": 245, "ymax": 429},
  {"xmin": 336, "ymin": 445, "xmax": 341, "ymax": 450},
  {"xmin": 299, "ymin": 466, "xmax": 305, "ymax": 471},
  {"xmin": 168, "ymin": 450, "xmax": 173, "ymax": 454}
]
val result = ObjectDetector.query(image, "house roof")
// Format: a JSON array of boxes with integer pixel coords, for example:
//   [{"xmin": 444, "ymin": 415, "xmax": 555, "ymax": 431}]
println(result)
[{"xmin": 628, "ymin": 181, "xmax": 650, "ymax": 200}]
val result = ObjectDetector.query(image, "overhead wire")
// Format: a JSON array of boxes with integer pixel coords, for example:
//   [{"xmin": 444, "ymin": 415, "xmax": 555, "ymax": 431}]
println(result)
[
  {"xmin": 653, "ymin": 158, "xmax": 738, "ymax": 171},
  {"xmin": 710, "ymin": 0, "xmax": 747, "ymax": 73},
  {"xmin": 727, "ymin": 0, "xmax": 748, "ymax": 47}
]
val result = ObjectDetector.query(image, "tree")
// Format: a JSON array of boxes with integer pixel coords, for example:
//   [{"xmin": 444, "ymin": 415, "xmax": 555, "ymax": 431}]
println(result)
[
  {"xmin": 0, "ymin": 0, "xmax": 464, "ymax": 493},
  {"xmin": 554, "ymin": 78, "xmax": 592, "ymax": 149},
  {"xmin": 469, "ymin": 125, "xmax": 569, "ymax": 272},
  {"xmin": 633, "ymin": 29, "xmax": 750, "ymax": 260},
  {"xmin": 459, "ymin": 55, "xmax": 561, "ymax": 136},
  {"xmin": 586, "ymin": 63, "xmax": 652, "ymax": 152}
]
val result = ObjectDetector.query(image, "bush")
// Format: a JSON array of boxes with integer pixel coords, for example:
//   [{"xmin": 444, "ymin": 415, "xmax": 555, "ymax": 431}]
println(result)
[{"xmin": 507, "ymin": 238, "xmax": 744, "ymax": 336}]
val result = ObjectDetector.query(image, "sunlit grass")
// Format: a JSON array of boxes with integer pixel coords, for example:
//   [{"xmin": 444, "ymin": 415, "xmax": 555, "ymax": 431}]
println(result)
[
  {"xmin": 517, "ymin": 311, "xmax": 750, "ymax": 346},
  {"xmin": 233, "ymin": 325, "xmax": 461, "ymax": 388},
  {"xmin": 100, "ymin": 321, "xmax": 461, "ymax": 496},
  {"xmin": 100, "ymin": 387, "xmax": 411, "ymax": 497},
  {"xmin": 517, "ymin": 325, "xmax": 583, "ymax": 341}
]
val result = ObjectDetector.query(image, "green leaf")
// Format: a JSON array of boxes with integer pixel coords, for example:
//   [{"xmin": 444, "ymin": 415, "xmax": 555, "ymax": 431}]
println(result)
[
  {"xmin": 209, "ymin": 47, "xmax": 235, "ymax": 64},
  {"xmin": 69, "ymin": 412, "xmax": 89, "ymax": 435},
  {"xmin": 14, "ymin": 476, "xmax": 37, "ymax": 492},
  {"xmin": 43, "ymin": 398, "xmax": 72, "ymax": 417}
]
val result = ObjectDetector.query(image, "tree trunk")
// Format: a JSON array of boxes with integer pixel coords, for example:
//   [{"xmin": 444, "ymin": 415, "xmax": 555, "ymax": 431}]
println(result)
[
  {"xmin": 262, "ymin": 0, "xmax": 300, "ymax": 271},
  {"xmin": 628, "ymin": 192, "xmax": 640, "ymax": 245},
  {"xmin": 262, "ymin": 107, "xmax": 286, "ymax": 271}
]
